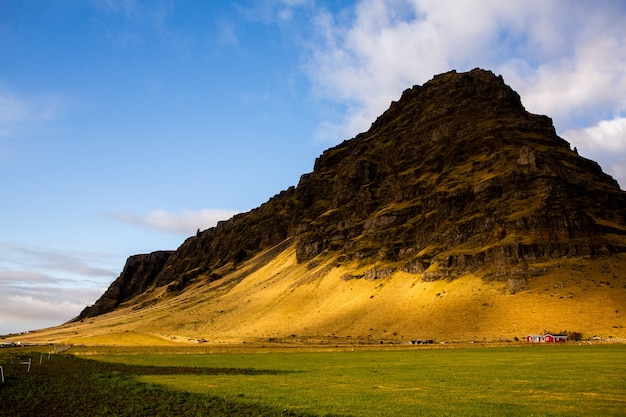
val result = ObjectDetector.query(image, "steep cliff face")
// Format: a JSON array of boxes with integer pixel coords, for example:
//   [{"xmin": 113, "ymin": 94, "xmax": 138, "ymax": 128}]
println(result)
[
  {"xmin": 78, "ymin": 68, "xmax": 626, "ymax": 320},
  {"xmin": 75, "ymin": 251, "xmax": 173, "ymax": 320},
  {"xmin": 290, "ymin": 69, "xmax": 625, "ymax": 279}
]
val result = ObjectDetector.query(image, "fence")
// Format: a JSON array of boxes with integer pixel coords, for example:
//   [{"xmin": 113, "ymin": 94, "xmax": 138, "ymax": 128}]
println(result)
[
  {"xmin": 53, "ymin": 345, "xmax": 71, "ymax": 354},
  {"xmin": 20, "ymin": 358, "xmax": 31, "ymax": 372},
  {"xmin": 0, "ymin": 356, "xmax": 39, "ymax": 383}
]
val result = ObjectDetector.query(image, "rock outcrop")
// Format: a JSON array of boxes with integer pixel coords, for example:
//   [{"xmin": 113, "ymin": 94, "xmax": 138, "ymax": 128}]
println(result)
[
  {"xmin": 77, "ymin": 68, "xmax": 626, "ymax": 320},
  {"xmin": 75, "ymin": 251, "xmax": 173, "ymax": 320}
]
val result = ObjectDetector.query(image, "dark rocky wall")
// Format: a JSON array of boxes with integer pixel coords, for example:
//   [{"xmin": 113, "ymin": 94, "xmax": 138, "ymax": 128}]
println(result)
[{"xmin": 77, "ymin": 68, "xmax": 626, "ymax": 319}]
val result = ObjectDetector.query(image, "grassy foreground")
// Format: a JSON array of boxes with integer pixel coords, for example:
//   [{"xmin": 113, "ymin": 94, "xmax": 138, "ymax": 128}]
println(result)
[
  {"xmin": 95, "ymin": 345, "xmax": 626, "ymax": 416},
  {"xmin": 0, "ymin": 348, "xmax": 309, "ymax": 417},
  {"xmin": 2, "ymin": 345, "xmax": 625, "ymax": 416}
]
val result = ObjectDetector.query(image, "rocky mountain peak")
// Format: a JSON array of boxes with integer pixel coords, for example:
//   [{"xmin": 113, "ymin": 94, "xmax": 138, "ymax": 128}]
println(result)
[
  {"xmin": 370, "ymin": 68, "xmax": 525, "ymax": 133},
  {"xmin": 77, "ymin": 68, "xmax": 626, "ymax": 320}
]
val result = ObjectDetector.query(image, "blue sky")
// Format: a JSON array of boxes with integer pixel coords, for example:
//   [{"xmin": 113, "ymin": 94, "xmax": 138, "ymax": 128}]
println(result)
[{"xmin": 2, "ymin": 0, "xmax": 626, "ymax": 335}]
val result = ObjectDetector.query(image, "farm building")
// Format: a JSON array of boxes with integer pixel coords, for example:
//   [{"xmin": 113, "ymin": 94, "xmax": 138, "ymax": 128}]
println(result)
[
  {"xmin": 526, "ymin": 334, "xmax": 568, "ymax": 343},
  {"xmin": 526, "ymin": 335, "xmax": 545, "ymax": 343},
  {"xmin": 545, "ymin": 334, "xmax": 568, "ymax": 343}
]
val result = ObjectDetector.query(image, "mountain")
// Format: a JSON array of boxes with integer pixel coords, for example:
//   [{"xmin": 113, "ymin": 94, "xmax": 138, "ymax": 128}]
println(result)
[{"xmin": 33, "ymin": 69, "xmax": 626, "ymax": 345}]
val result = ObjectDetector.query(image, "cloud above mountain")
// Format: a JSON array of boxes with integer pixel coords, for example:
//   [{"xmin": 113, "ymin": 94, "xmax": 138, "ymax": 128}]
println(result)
[
  {"xmin": 297, "ymin": 0, "xmax": 626, "ymax": 186},
  {"xmin": 111, "ymin": 208, "xmax": 240, "ymax": 235}
]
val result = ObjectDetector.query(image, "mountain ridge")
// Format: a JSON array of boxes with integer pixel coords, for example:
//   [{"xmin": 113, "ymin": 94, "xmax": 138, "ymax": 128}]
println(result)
[{"xmin": 62, "ymin": 68, "xmax": 626, "ymax": 343}]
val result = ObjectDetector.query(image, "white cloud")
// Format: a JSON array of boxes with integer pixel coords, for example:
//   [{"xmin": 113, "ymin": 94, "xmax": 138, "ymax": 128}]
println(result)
[
  {"xmin": 563, "ymin": 117, "xmax": 626, "ymax": 189},
  {"xmin": 301, "ymin": 0, "xmax": 626, "ymax": 153},
  {"xmin": 0, "ymin": 91, "xmax": 27, "ymax": 125},
  {"xmin": 216, "ymin": 20, "xmax": 238, "ymax": 46},
  {"xmin": 0, "ymin": 287, "xmax": 103, "ymax": 334},
  {"xmin": 111, "ymin": 208, "xmax": 240, "ymax": 235},
  {"xmin": 0, "ymin": 206, "xmax": 239, "ymax": 334},
  {"xmin": 0, "ymin": 90, "xmax": 65, "ymax": 125},
  {"xmin": 0, "ymin": 89, "xmax": 68, "ymax": 155},
  {"xmin": 96, "ymin": 0, "xmax": 145, "ymax": 20},
  {"xmin": 0, "ymin": 243, "xmax": 117, "ymax": 334},
  {"xmin": 238, "ymin": 0, "xmax": 316, "ymax": 23},
  {"xmin": 0, "ymin": 270, "xmax": 56, "ymax": 285},
  {"xmin": 564, "ymin": 117, "xmax": 626, "ymax": 153},
  {"xmin": 0, "ymin": 243, "xmax": 118, "ymax": 279},
  {"xmin": 305, "ymin": 0, "xmax": 517, "ymax": 140},
  {"xmin": 291, "ymin": 0, "xmax": 626, "ymax": 192},
  {"xmin": 501, "ymin": 19, "xmax": 626, "ymax": 128},
  {"xmin": 2, "ymin": 293, "xmax": 95, "ymax": 322},
  {"xmin": 96, "ymin": 0, "xmax": 190, "ymax": 54}
]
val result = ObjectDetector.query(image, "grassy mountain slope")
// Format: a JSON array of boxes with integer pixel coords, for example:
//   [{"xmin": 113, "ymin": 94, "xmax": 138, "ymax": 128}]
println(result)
[{"xmin": 21, "ymin": 244, "xmax": 626, "ymax": 345}]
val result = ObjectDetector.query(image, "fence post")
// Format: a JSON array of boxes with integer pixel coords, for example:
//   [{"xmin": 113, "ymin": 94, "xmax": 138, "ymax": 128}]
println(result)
[
  {"xmin": 1, "ymin": 365, "xmax": 4, "ymax": 383},
  {"xmin": 20, "ymin": 358, "xmax": 31, "ymax": 372}
]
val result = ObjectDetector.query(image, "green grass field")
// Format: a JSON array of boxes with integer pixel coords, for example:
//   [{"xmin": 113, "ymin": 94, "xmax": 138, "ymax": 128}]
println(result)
[
  {"xmin": 2, "ymin": 345, "xmax": 625, "ymax": 416},
  {"xmin": 95, "ymin": 344, "xmax": 625, "ymax": 416}
]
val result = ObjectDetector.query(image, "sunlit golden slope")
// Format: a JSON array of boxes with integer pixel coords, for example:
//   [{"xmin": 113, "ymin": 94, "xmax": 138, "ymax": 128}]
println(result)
[{"xmin": 18, "ymin": 242, "xmax": 626, "ymax": 346}]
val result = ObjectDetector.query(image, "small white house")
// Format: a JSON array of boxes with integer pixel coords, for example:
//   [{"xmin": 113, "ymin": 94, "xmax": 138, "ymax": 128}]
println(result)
[{"xmin": 526, "ymin": 334, "xmax": 545, "ymax": 343}]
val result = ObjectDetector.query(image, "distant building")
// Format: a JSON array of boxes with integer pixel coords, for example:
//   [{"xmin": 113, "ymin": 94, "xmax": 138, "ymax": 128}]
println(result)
[
  {"xmin": 544, "ymin": 334, "xmax": 568, "ymax": 343},
  {"xmin": 526, "ymin": 334, "xmax": 568, "ymax": 343},
  {"xmin": 526, "ymin": 334, "xmax": 545, "ymax": 343}
]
